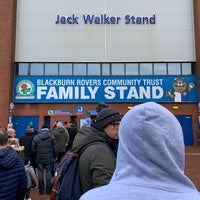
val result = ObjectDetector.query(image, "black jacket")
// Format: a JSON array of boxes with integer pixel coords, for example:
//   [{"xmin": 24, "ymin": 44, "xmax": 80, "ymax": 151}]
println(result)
[
  {"xmin": 19, "ymin": 130, "xmax": 36, "ymax": 158},
  {"xmin": 32, "ymin": 128, "xmax": 58, "ymax": 164}
]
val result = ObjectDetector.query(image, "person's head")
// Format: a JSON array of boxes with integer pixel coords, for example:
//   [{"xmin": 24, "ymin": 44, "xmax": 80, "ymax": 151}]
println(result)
[
  {"xmin": 7, "ymin": 128, "xmax": 16, "ymax": 138},
  {"xmin": 0, "ymin": 128, "xmax": 8, "ymax": 148},
  {"xmin": 57, "ymin": 121, "xmax": 64, "ymax": 128},
  {"xmin": 115, "ymin": 102, "xmax": 185, "ymax": 179},
  {"xmin": 26, "ymin": 125, "xmax": 34, "ymax": 132},
  {"xmin": 95, "ymin": 108, "xmax": 122, "ymax": 139},
  {"xmin": 7, "ymin": 138, "xmax": 20, "ymax": 148},
  {"xmin": 8, "ymin": 138, "xmax": 24, "ymax": 152},
  {"xmin": 7, "ymin": 123, "xmax": 13, "ymax": 130}
]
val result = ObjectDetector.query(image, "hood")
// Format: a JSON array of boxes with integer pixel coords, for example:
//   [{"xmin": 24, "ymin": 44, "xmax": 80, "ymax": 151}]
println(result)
[
  {"xmin": 111, "ymin": 102, "xmax": 197, "ymax": 192},
  {"xmin": 72, "ymin": 126, "xmax": 108, "ymax": 152},
  {"xmin": 38, "ymin": 129, "xmax": 51, "ymax": 140},
  {"xmin": 0, "ymin": 147, "xmax": 19, "ymax": 169},
  {"xmin": 54, "ymin": 127, "xmax": 67, "ymax": 134}
]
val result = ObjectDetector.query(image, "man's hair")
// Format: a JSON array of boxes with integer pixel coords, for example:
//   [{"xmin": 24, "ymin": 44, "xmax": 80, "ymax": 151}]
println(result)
[
  {"xmin": 7, "ymin": 128, "xmax": 16, "ymax": 137},
  {"xmin": 0, "ymin": 128, "xmax": 8, "ymax": 146},
  {"xmin": 41, "ymin": 124, "xmax": 50, "ymax": 129},
  {"xmin": 57, "ymin": 121, "xmax": 64, "ymax": 127}
]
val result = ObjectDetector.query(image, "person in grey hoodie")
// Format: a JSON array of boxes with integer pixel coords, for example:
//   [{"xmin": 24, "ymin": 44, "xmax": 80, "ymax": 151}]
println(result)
[
  {"xmin": 24, "ymin": 157, "xmax": 37, "ymax": 200},
  {"xmin": 80, "ymin": 102, "xmax": 200, "ymax": 200}
]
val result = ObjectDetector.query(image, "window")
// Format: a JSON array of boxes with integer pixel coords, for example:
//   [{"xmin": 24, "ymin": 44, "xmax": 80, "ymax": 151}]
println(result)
[
  {"xmin": 15, "ymin": 62, "xmax": 195, "ymax": 76},
  {"xmin": 17, "ymin": 63, "xmax": 29, "ymax": 75},
  {"xmin": 182, "ymin": 63, "xmax": 192, "ymax": 75},
  {"xmin": 126, "ymin": 63, "xmax": 139, "ymax": 75},
  {"xmin": 111, "ymin": 63, "xmax": 124, "ymax": 75},
  {"xmin": 140, "ymin": 63, "xmax": 153, "ymax": 75},
  {"xmin": 168, "ymin": 63, "xmax": 181, "ymax": 75},
  {"xmin": 74, "ymin": 63, "xmax": 86, "ymax": 75},
  {"xmin": 30, "ymin": 63, "xmax": 44, "ymax": 75},
  {"xmin": 154, "ymin": 63, "xmax": 167, "ymax": 75},
  {"xmin": 102, "ymin": 64, "xmax": 110, "ymax": 75},
  {"xmin": 45, "ymin": 63, "xmax": 58, "ymax": 75},
  {"xmin": 59, "ymin": 63, "xmax": 72, "ymax": 75},
  {"xmin": 88, "ymin": 63, "xmax": 100, "ymax": 75}
]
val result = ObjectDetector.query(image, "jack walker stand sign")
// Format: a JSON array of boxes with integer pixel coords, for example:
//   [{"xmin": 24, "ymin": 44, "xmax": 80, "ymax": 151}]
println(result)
[{"xmin": 13, "ymin": 76, "xmax": 198, "ymax": 103}]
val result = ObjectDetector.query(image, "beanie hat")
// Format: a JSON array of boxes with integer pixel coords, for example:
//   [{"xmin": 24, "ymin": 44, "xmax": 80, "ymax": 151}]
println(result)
[
  {"xmin": 83, "ymin": 118, "xmax": 91, "ymax": 127},
  {"xmin": 95, "ymin": 108, "xmax": 122, "ymax": 129},
  {"xmin": 96, "ymin": 102, "xmax": 109, "ymax": 113},
  {"xmin": 27, "ymin": 125, "xmax": 34, "ymax": 129}
]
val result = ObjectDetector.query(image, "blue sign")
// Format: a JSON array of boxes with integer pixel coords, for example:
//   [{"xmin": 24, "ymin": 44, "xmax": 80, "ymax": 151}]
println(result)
[
  {"xmin": 13, "ymin": 76, "xmax": 198, "ymax": 103},
  {"xmin": 51, "ymin": 110, "xmax": 73, "ymax": 115},
  {"xmin": 87, "ymin": 110, "xmax": 98, "ymax": 116},
  {"xmin": 76, "ymin": 105, "xmax": 84, "ymax": 113}
]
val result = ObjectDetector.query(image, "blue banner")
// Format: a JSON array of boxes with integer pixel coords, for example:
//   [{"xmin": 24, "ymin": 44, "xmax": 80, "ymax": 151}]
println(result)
[{"xmin": 13, "ymin": 76, "xmax": 198, "ymax": 103}]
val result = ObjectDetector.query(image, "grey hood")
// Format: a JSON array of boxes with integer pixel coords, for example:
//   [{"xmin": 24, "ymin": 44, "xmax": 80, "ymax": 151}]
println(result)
[{"xmin": 80, "ymin": 102, "xmax": 200, "ymax": 200}]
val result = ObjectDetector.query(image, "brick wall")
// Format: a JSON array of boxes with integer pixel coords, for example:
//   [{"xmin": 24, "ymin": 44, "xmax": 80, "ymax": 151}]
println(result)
[
  {"xmin": 0, "ymin": 0, "xmax": 16, "ymax": 127},
  {"xmin": 193, "ymin": 0, "xmax": 200, "ymax": 144}
]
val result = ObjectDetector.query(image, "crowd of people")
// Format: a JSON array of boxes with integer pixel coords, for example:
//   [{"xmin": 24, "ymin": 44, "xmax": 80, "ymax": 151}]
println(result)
[{"xmin": 0, "ymin": 102, "xmax": 199, "ymax": 200}]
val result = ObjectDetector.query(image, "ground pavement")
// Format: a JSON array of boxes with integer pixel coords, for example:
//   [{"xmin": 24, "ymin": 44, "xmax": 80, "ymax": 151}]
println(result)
[{"xmin": 30, "ymin": 146, "xmax": 200, "ymax": 200}]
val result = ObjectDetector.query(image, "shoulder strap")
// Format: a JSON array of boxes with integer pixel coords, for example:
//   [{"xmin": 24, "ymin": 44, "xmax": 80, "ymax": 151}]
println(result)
[{"xmin": 79, "ymin": 141, "xmax": 106, "ymax": 155}]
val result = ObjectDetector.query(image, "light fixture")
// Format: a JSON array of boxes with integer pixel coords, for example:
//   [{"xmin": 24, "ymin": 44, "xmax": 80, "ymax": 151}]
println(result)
[{"xmin": 172, "ymin": 106, "xmax": 179, "ymax": 110}]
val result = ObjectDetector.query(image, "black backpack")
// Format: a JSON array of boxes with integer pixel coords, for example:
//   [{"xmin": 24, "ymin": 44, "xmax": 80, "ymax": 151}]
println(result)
[{"xmin": 50, "ymin": 141, "xmax": 104, "ymax": 200}]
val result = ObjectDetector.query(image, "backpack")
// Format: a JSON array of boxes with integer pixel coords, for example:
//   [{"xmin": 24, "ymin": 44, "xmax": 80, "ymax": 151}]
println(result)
[{"xmin": 50, "ymin": 141, "xmax": 104, "ymax": 200}]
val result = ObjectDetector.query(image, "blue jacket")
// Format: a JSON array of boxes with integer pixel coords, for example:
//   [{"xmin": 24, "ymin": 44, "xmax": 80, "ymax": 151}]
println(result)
[{"xmin": 0, "ymin": 147, "xmax": 27, "ymax": 200}]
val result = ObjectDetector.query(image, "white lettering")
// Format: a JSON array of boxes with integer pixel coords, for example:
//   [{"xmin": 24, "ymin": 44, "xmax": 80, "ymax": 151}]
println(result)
[
  {"xmin": 104, "ymin": 86, "xmax": 115, "ymax": 99},
  {"xmin": 105, "ymin": 86, "xmax": 164, "ymax": 100},
  {"xmin": 59, "ymin": 87, "xmax": 73, "ymax": 99},
  {"xmin": 46, "ymin": 87, "xmax": 58, "ymax": 99},
  {"xmin": 75, "ymin": 87, "xmax": 79, "ymax": 99},
  {"xmin": 88, "ymin": 87, "xmax": 99, "ymax": 99},
  {"xmin": 116, "ymin": 86, "xmax": 127, "ymax": 98},
  {"xmin": 139, "ymin": 87, "xmax": 150, "ymax": 99},
  {"xmin": 127, "ymin": 87, "xmax": 139, "ymax": 99},
  {"xmin": 37, "ymin": 87, "xmax": 47, "ymax": 99},
  {"xmin": 152, "ymin": 86, "xmax": 163, "ymax": 99},
  {"xmin": 36, "ymin": 85, "xmax": 164, "ymax": 101},
  {"xmin": 81, "ymin": 87, "xmax": 89, "ymax": 99}
]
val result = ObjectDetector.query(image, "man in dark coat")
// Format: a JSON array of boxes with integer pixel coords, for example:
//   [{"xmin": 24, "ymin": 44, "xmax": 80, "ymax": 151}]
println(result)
[
  {"xmin": 32, "ymin": 125, "xmax": 58, "ymax": 195},
  {"xmin": 0, "ymin": 128, "xmax": 27, "ymax": 200},
  {"xmin": 19, "ymin": 125, "xmax": 37, "ymax": 172},
  {"xmin": 66, "ymin": 121, "xmax": 77, "ymax": 151}
]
